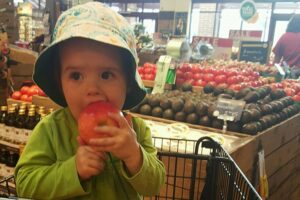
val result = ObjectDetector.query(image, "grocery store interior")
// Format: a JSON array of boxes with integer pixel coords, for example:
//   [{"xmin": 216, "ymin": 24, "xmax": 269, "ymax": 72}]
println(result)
[{"xmin": 1, "ymin": 0, "xmax": 300, "ymax": 199}]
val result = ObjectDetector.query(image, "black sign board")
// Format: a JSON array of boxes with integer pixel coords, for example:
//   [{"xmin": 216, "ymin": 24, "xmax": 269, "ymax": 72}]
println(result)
[
  {"xmin": 238, "ymin": 41, "xmax": 270, "ymax": 64},
  {"xmin": 213, "ymin": 98, "xmax": 246, "ymax": 122}
]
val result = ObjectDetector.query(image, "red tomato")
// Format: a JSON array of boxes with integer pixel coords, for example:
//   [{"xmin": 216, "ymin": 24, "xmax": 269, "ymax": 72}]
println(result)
[
  {"xmin": 28, "ymin": 86, "xmax": 39, "ymax": 96},
  {"xmin": 192, "ymin": 73, "xmax": 203, "ymax": 81},
  {"xmin": 193, "ymin": 80, "xmax": 207, "ymax": 87},
  {"xmin": 137, "ymin": 67, "xmax": 144, "ymax": 74},
  {"xmin": 143, "ymin": 62, "xmax": 153, "ymax": 68},
  {"xmin": 143, "ymin": 67, "xmax": 153, "ymax": 74},
  {"xmin": 292, "ymin": 95, "xmax": 300, "ymax": 102},
  {"xmin": 20, "ymin": 86, "xmax": 30, "ymax": 95},
  {"xmin": 184, "ymin": 72, "xmax": 193, "ymax": 80},
  {"xmin": 214, "ymin": 75, "xmax": 227, "ymax": 84},
  {"xmin": 176, "ymin": 70, "xmax": 184, "ymax": 79},
  {"xmin": 203, "ymin": 73, "xmax": 214, "ymax": 82},
  {"xmin": 229, "ymin": 84, "xmax": 242, "ymax": 91},
  {"xmin": 191, "ymin": 66, "xmax": 200, "ymax": 74},
  {"xmin": 227, "ymin": 76, "xmax": 238, "ymax": 85},
  {"xmin": 145, "ymin": 74, "xmax": 155, "ymax": 80},
  {"xmin": 175, "ymin": 78, "xmax": 185, "ymax": 85},
  {"xmin": 207, "ymin": 81, "xmax": 217, "ymax": 87},
  {"xmin": 284, "ymin": 88, "xmax": 296, "ymax": 96},
  {"xmin": 20, "ymin": 94, "xmax": 29, "ymax": 102},
  {"xmin": 12, "ymin": 91, "xmax": 22, "ymax": 100}
]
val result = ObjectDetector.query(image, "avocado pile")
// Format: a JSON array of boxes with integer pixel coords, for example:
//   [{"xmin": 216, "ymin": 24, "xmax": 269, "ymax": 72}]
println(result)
[{"xmin": 130, "ymin": 83, "xmax": 299, "ymax": 136}]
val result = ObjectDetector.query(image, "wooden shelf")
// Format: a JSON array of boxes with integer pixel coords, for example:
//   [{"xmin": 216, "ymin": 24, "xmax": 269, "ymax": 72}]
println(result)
[{"xmin": 142, "ymin": 80, "xmax": 173, "ymax": 90}]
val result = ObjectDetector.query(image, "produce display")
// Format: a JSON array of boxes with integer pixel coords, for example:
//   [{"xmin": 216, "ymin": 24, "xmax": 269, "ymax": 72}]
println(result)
[
  {"xmin": 10, "ymin": 84, "xmax": 46, "ymax": 102},
  {"xmin": 175, "ymin": 63, "xmax": 271, "ymax": 89},
  {"xmin": 130, "ymin": 83, "xmax": 299, "ymax": 135}
]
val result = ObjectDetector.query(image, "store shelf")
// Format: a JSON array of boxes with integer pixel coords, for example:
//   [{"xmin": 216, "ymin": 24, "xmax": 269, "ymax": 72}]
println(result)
[
  {"xmin": 142, "ymin": 80, "xmax": 173, "ymax": 90},
  {"xmin": 0, "ymin": 140, "xmax": 20, "ymax": 152}
]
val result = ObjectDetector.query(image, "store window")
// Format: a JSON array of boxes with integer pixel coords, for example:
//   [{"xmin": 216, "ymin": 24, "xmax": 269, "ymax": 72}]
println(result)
[
  {"xmin": 190, "ymin": 3, "xmax": 217, "ymax": 38},
  {"xmin": 217, "ymin": 3, "xmax": 242, "ymax": 39},
  {"xmin": 111, "ymin": 3, "xmax": 126, "ymax": 13},
  {"xmin": 274, "ymin": 2, "xmax": 300, "ymax": 14},
  {"xmin": 127, "ymin": 3, "xmax": 143, "ymax": 12},
  {"xmin": 143, "ymin": 3, "xmax": 159, "ymax": 13}
]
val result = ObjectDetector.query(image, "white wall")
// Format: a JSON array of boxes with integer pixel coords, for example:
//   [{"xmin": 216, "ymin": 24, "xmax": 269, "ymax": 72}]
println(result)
[{"xmin": 160, "ymin": 0, "xmax": 191, "ymax": 12}]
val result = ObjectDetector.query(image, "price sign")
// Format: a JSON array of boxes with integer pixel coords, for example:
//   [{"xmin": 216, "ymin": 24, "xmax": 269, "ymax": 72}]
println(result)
[
  {"xmin": 213, "ymin": 98, "xmax": 246, "ymax": 122},
  {"xmin": 152, "ymin": 55, "xmax": 171, "ymax": 94}
]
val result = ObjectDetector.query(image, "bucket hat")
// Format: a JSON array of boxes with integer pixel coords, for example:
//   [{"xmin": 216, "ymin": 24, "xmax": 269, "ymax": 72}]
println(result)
[{"xmin": 33, "ymin": 2, "xmax": 146, "ymax": 109}]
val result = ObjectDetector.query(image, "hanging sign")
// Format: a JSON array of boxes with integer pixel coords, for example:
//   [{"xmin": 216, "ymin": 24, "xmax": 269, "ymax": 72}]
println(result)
[{"xmin": 240, "ymin": 0, "xmax": 257, "ymax": 22}]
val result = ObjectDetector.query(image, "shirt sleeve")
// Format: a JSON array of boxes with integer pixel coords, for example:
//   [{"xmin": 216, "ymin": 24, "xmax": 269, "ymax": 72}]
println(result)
[
  {"xmin": 120, "ymin": 117, "xmax": 166, "ymax": 196},
  {"xmin": 14, "ymin": 117, "xmax": 90, "ymax": 199},
  {"xmin": 273, "ymin": 34, "xmax": 285, "ymax": 59}
]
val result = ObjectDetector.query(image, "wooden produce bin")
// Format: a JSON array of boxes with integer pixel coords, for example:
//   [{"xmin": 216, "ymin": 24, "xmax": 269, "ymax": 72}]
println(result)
[
  {"xmin": 135, "ymin": 112, "xmax": 300, "ymax": 199},
  {"xmin": 230, "ymin": 113, "xmax": 300, "ymax": 200}
]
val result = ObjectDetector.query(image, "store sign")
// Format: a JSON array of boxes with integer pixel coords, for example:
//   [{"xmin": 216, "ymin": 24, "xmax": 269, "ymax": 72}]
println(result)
[
  {"xmin": 240, "ymin": 0, "xmax": 257, "ymax": 22},
  {"xmin": 214, "ymin": 98, "xmax": 246, "ymax": 122},
  {"xmin": 191, "ymin": 36, "xmax": 233, "ymax": 60},
  {"xmin": 152, "ymin": 55, "xmax": 172, "ymax": 94},
  {"xmin": 239, "ymin": 41, "xmax": 270, "ymax": 64},
  {"xmin": 229, "ymin": 30, "xmax": 262, "ymax": 48}
]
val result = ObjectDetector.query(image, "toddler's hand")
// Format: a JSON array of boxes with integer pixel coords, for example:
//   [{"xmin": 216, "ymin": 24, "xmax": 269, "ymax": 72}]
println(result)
[
  {"xmin": 75, "ymin": 142, "xmax": 106, "ymax": 181},
  {"xmin": 88, "ymin": 113, "xmax": 142, "ymax": 175}
]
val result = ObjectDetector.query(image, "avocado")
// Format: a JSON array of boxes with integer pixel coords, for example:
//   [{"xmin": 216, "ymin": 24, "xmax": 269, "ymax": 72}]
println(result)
[
  {"xmin": 249, "ymin": 109, "xmax": 261, "ymax": 121},
  {"xmin": 160, "ymin": 98, "xmax": 171, "ymax": 110},
  {"xmin": 235, "ymin": 88, "xmax": 252, "ymax": 99},
  {"xmin": 243, "ymin": 91, "xmax": 260, "ymax": 103},
  {"xmin": 260, "ymin": 104, "xmax": 273, "ymax": 115},
  {"xmin": 181, "ymin": 83, "xmax": 193, "ymax": 92},
  {"xmin": 228, "ymin": 122, "xmax": 242, "ymax": 132},
  {"xmin": 162, "ymin": 109, "xmax": 174, "ymax": 120},
  {"xmin": 241, "ymin": 110, "xmax": 253, "ymax": 124},
  {"xmin": 139, "ymin": 104, "xmax": 152, "ymax": 115},
  {"xmin": 171, "ymin": 99, "xmax": 184, "ymax": 112},
  {"xmin": 195, "ymin": 102, "xmax": 208, "ymax": 117},
  {"xmin": 151, "ymin": 107, "xmax": 163, "ymax": 117},
  {"xmin": 183, "ymin": 101, "xmax": 196, "ymax": 114},
  {"xmin": 186, "ymin": 113, "xmax": 199, "ymax": 124},
  {"xmin": 203, "ymin": 84, "xmax": 215, "ymax": 94},
  {"xmin": 198, "ymin": 116, "xmax": 212, "ymax": 126},
  {"xmin": 213, "ymin": 86, "xmax": 225, "ymax": 96},
  {"xmin": 175, "ymin": 111, "xmax": 186, "ymax": 122},
  {"xmin": 242, "ymin": 123, "xmax": 258, "ymax": 135},
  {"xmin": 148, "ymin": 96, "xmax": 160, "ymax": 107}
]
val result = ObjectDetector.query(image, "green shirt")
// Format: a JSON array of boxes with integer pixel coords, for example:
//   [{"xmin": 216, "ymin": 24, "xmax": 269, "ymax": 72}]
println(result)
[{"xmin": 15, "ymin": 108, "xmax": 165, "ymax": 200}]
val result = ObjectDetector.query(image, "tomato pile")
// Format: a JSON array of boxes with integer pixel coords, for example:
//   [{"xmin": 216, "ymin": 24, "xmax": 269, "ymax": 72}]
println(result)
[{"xmin": 11, "ymin": 85, "xmax": 46, "ymax": 102}]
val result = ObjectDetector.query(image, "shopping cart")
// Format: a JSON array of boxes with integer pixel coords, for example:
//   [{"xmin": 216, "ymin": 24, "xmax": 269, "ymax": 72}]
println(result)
[
  {"xmin": 0, "ymin": 136, "xmax": 261, "ymax": 200},
  {"xmin": 0, "ymin": 175, "xmax": 16, "ymax": 198},
  {"xmin": 148, "ymin": 136, "xmax": 262, "ymax": 200}
]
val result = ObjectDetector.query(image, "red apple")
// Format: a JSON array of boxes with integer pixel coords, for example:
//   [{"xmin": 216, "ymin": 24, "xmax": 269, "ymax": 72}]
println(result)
[
  {"xmin": 78, "ymin": 102, "xmax": 121, "ymax": 145},
  {"xmin": 12, "ymin": 91, "xmax": 22, "ymax": 100},
  {"xmin": 20, "ymin": 86, "xmax": 30, "ymax": 95}
]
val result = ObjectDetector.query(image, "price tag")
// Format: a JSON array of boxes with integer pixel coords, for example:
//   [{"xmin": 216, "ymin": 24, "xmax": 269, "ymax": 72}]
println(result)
[
  {"xmin": 213, "ymin": 98, "xmax": 246, "ymax": 122},
  {"xmin": 152, "ymin": 55, "xmax": 171, "ymax": 94}
]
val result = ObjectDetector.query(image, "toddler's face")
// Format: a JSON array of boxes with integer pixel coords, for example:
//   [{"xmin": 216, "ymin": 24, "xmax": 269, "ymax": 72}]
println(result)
[{"xmin": 59, "ymin": 38, "xmax": 127, "ymax": 120}]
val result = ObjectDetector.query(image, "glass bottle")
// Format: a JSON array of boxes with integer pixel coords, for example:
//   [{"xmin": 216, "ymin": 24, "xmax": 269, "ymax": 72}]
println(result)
[
  {"xmin": 4, "ymin": 107, "xmax": 16, "ymax": 142},
  {"xmin": 0, "ymin": 106, "xmax": 8, "ymax": 140},
  {"xmin": 24, "ymin": 110, "xmax": 36, "ymax": 144},
  {"xmin": 15, "ymin": 109, "xmax": 27, "ymax": 144}
]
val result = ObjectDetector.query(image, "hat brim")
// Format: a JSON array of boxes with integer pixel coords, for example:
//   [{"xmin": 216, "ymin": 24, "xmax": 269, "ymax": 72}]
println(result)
[{"xmin": 33, "ymin": 36, "xmax": 146, "ymax": 110}]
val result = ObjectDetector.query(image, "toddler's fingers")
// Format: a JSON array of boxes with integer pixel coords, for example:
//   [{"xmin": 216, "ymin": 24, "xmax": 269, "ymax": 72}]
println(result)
[{"xmin": 77, "ymin": 136, "xmax": 86, "ymax": 146}]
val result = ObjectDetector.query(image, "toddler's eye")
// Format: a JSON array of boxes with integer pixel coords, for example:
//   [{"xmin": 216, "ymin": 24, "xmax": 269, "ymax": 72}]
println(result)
[
  {"xmin": 70, "ymin": 72, "xmax": 82, "ymax": 80},
  {"xmin": 100, "ymin": 71, "xmax": 113, "ymax": 80}
]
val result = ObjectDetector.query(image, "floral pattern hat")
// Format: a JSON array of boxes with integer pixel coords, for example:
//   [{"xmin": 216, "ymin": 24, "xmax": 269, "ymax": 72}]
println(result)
[{"xmin": 33, "ymin": 2, "xmax": 146, "ymax": 109}]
